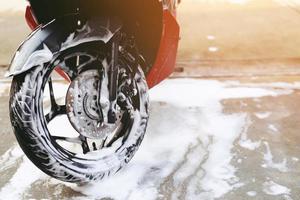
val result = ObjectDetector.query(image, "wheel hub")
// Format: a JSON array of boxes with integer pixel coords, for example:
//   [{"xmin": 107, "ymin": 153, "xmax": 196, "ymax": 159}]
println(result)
[{"xmin": 66, "ymin": 70, "xmax": 121, "ymax": 139}]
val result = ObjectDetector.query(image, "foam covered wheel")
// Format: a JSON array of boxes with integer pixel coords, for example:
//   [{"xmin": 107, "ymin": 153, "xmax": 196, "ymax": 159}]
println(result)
[{"xmin": 9, "ymin": 44, "xmax": 149, "ymax": 183}]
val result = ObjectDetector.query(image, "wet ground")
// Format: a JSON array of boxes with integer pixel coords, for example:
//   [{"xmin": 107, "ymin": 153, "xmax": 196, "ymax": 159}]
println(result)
[{"xmin": 0, "ymin": 76, "xmax": 300, "ymax": 199}]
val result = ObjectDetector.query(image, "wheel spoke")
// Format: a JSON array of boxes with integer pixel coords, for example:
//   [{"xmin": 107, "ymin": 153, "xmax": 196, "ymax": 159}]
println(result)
[
  {"xmin": 80, "ymin": 135, "xmax": 90, "ymax": 154},
  {"xmin": 56, "ymin": 105, "xmax": 67, "ymax": 115},
  {"xmin": 48, "ymin": 77, "xmax": 57, "ymax": 108},
  {"xmin": 45, "ymin": 111, "xmax": 55, "ymax": 123},
  {"xmin": 99, "ymin": 137, "xmax": 108, "ymax": 149},
  {"xmin": 45, "ymin": 105, "xmax": 66, "ymax": 123},
  {"xmin": 45, "ymin": 78, "xmax": 67, "ymax": 123},
  {"xmin": 105, "ymin": 123, "xmax": 124, "ymax": 148}
]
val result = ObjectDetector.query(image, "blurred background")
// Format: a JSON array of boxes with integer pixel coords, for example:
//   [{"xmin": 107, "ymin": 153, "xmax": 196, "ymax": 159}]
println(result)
[
  {"xmin": 177, "ymin": 0, "xmax": 300, "ymax": 77},
  {"xmin": 1, "ymin": 0, "xmax": 300, "ymax": 199},
  {"xmin": 2, "ymin": 0, "xmax": 300, "ymax": 76}
]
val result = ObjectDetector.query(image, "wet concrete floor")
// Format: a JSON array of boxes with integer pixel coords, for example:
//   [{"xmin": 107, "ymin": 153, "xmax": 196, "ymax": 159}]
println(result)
[{"xmin": 0, "ymin": 76, "xmax": 300, "ymax": 199}]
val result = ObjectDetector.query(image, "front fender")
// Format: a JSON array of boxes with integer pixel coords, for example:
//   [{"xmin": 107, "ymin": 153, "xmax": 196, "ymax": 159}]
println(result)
[{"xmin": 7, "ymin": 15, "xmax": 122, "ymax": 77}]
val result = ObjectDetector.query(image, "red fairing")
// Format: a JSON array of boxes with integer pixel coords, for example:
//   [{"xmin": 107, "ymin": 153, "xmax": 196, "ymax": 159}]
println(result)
[
  {"xmin": 54, "ymin": 67, "xmax": 71, "ymax": 82},
  {"xmin": 25, "ymin": 6, "xmax": 39, "ymax": 30},
  {"xmin": 146, "ymin": 11, "xmax": 180, "ymax": 89}
]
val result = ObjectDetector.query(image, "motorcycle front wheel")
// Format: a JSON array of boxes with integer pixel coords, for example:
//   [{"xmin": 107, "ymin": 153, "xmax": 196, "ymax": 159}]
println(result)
[{"xmin": 9, "ymin": 43, "xmax": 149, "ymax": 183}]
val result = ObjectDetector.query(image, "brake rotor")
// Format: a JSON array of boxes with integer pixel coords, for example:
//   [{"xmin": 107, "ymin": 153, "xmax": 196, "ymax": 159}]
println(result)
[{"xmin": 66, "ymin": 69, "xmax": 121, "ymax": 139}]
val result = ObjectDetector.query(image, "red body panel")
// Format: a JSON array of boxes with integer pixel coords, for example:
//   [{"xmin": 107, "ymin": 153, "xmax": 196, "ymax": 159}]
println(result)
[
  {"xmin": 25, "ymin": 6, "xmax": 38, "ymax": 30},
  {"xmin": 146, "ymin": 11, "xmax": 179, "ymax": 88},
  {"xmin": 25, "ymin": 6, "xmax": 180, "ymax": 87},
  {"xmin": 54, "ymin": 67, "xmax": 71, "ymax": 82}
]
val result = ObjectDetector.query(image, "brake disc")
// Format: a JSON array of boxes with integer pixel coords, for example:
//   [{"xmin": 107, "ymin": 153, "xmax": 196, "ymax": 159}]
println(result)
[{"xmin": 66, "ymin": 69, "xmax": 121, "ymax": 139}]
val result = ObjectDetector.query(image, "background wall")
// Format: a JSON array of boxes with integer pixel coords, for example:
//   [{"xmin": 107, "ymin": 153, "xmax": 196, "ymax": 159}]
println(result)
[{"xmin": 1, "ymin": 0, "xmax": 300, "ymax": 73}]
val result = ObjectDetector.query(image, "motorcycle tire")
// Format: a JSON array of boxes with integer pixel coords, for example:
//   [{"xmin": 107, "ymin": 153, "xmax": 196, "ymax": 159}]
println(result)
[{"xmin": 9, "ymin": 43, "xmax": 149, "ymax": 183}]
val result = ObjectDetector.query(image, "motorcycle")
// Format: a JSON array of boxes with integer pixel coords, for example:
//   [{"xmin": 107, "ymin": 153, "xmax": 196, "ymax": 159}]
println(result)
[{"xmin": 7, "ymin": 0, "xmax": 180, "ymax": 183}]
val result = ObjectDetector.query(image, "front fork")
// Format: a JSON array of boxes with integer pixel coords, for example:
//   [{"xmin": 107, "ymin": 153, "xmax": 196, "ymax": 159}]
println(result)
[{"xmin": 107, "ymin": 33, "xmax": 121, "ymax": 124}]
